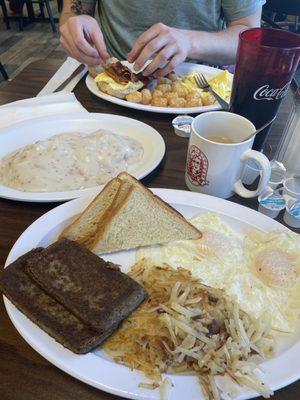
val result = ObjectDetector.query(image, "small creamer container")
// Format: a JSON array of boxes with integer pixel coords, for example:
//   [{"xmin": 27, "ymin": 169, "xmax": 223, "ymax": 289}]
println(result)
[
  {"xmin": 172, "ymin": 115, "xmax": 194, "ymax": 138},
  {"xmin": 258, "ymin": 187, "xmax": 286, "ymax": 218}
]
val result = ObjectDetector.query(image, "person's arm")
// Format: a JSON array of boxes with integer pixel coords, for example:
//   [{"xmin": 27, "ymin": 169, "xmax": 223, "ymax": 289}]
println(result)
[
  {"xmin": 59, "ymin": 0, "xmax": 109, "ymax": 66},
  {"xmin": 60, "ymin": 0, "xmax": 96, "ymax": 25},
  {"xmin": 128, "ymin": 8, "xmax": 262, "ymax": 78}
]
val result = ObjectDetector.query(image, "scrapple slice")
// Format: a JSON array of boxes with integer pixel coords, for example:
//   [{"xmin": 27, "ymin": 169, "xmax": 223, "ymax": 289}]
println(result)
[
  {"xmin": 0, "ymin": 249, "xmax": 103, "ymax": 354},
  {"xmin": 26, "ymin": 238, "xmax": 147, "ymax": 332}
]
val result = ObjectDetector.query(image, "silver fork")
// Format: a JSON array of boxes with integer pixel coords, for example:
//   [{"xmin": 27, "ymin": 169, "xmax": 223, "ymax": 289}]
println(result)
[{"xmin": 194, "ymin": 73, "xmax": 230, "ymax": 111}]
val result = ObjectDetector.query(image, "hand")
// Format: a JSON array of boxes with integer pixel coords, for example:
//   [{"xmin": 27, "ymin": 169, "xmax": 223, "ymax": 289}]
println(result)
[
  {"xmin": 60, "ymin": 15, "xmax": 109, "ymax": 66},
  {"xmin": 127, "ymin": 23, "xmax": 191, "ymax": 78}
]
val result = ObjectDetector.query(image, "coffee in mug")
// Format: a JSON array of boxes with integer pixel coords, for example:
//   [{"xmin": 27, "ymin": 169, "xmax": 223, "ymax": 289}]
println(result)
[{"xmin": 185, "ymin": 112, "xmax": 271, "ymax": 199}]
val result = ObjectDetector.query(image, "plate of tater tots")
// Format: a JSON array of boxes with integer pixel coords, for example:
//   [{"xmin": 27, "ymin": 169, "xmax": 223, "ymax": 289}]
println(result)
[{"xmin": 86, "ymin": 62, "xmax": 233, "ymax": 114}]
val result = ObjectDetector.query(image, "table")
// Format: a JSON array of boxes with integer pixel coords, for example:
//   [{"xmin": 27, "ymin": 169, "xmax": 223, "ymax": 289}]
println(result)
[{"xmin": 0, "ymin": 59, "xmax": 299, "ymax": 400}]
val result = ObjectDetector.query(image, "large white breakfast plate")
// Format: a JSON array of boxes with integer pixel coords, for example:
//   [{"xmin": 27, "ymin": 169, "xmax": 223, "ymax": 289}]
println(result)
[
  {"xmin": 86, "ymin": 62, "xmax": 232, "ymax": 114},
  {"xmin": 3, "ymin": 189, "xmax": 300, "ymax": 400},
  {"xmin": 0, "ymin": 113, "xmax": 165, "ymax": 202}
]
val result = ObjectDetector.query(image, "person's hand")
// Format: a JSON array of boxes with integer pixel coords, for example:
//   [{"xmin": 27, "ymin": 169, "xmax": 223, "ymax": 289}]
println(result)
[
  {"xmin": 60, "ymin": 15, "xmax": 109, "ymax": 66},
  {"xmin": 127, "ymin": 23, "xmax": 191, "ymax": 78}
]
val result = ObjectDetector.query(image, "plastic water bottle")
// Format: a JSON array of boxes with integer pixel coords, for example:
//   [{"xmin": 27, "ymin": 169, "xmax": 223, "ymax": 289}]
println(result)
[{"xmin": 275, "ymin": 79, "xmax": 300, "ymax": 177}]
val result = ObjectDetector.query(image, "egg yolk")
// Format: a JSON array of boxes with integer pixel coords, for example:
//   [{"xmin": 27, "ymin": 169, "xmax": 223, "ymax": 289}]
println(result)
[
  {"xmin": 195, "ymin": 229, "xmax": 230, "ymax": 256},
  {"xmin": 254, "ymin": 249, "xmax": 297, "ymax": 288}
]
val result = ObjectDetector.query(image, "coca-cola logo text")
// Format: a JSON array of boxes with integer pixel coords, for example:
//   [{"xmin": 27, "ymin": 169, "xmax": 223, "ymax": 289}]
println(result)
[{"xmin": 253, "ymin": 82, "xmax": 290, "ymax": 101}]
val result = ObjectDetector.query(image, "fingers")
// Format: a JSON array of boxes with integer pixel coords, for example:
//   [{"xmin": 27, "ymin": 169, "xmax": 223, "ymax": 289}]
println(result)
[
  {"xmin": 154, "ymin": 53, "xmax": 186, "ymax": 78},
  {"xmin": 70, "ymin": 27, "xmax": 99, "ymax": 59},
  {"xmin": 142, "ymin": 42, "xmax": 177, "ymax": 76},
  {"xmin": 89, "ymin": 26, "xmax": 110, "ymax": 62},
  {"xmin": 132, "ymin": 34, "xmax": 171, "ymax": 71},
  {"xmin": 127, "ymin": 23, "xmax": 162, "ymax": 63},
  {"xmin": 60, "ymin": 32, "xmax": 102, "ymax": 66},
  {"xmin": 59, "ymin": 16, "xmax": 109, "ymax": 66}
]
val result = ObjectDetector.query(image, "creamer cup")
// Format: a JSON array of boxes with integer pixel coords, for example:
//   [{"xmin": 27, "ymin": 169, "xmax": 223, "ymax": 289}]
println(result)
[
  {"xmin": 258, "ymin": 187, "xmax": 286, "ymax": 218},
  {"xmin": 172, "ymin": 115, "xmax": 193, "ymax": 138}
]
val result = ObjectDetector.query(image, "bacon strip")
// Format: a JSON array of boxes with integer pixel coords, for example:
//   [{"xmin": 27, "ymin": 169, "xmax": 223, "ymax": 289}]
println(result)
[
  {"xmin": 104, "ymin": 61, "xmax": 138, "ymax": 84},
  {"xmin": 104, "ymin": 61, "xmax": 153, "ymax": 87}
]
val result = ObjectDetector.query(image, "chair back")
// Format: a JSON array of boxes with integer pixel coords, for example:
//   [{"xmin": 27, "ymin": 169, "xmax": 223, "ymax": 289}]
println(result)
[{"xmin": 264, "ymin": 0, "xmax": 300, "ymax": 16}]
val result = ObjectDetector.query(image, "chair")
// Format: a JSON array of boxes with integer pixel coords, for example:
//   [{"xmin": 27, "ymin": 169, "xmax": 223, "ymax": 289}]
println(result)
[
  {"xmin": 263, "ymin": 0, "xmax": 300, "ymax": 31},
  {"xmin": 0, "ymin": 63, "xmax": 9, "ymax": 80},
  {"xmin": 0, "ymin": 0, "xmax": 57, "ymax": 32},
  {"xmin": 30, "ymin": 0, "xmax": 57, "ymax": 32},
  {"xmin": 0, "ymin": 0, "xmax": 11, "ymax": 29}
]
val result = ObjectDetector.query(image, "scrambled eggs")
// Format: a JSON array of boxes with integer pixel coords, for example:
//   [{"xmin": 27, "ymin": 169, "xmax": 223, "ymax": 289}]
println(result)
[
  {"xmin": 94, "ymin": 72, "xmax": 143, "ymax": 92},
  {"xmin": 136, "ymin": 212, "xmax": 300, "ymax": 333},
  {"xmin": 181, "ymin": 70, "xmax": 232, "ymax": 101}
]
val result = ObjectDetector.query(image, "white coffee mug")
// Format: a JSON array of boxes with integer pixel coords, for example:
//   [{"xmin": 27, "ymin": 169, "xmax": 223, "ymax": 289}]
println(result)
[{"xmin": 185, "ymin": 112, "xmax": 271, "ymax": 199}]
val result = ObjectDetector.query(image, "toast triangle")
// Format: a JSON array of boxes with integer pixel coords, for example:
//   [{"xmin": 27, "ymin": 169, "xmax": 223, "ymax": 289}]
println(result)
[
  {"xmin": 60, "ymin": 178, "xmax": 121, "ymax": 247},
  {"xmin": 91, "ymin": 172, "xmax": 202, "ymax": 254}
]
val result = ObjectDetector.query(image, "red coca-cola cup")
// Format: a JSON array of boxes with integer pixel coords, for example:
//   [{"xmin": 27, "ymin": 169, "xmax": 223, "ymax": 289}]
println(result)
[{"xmin": 230, "ymin": 28, "xmax": 300, "ymax": 151}]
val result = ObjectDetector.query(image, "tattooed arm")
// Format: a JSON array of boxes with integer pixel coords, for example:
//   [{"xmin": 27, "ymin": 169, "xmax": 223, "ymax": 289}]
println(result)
[
  {"xmin": 60, "ymin": 0, "xmax": 96, "ymax": 25},
  {"xmin": 59, "ymin": 0, "xmax": 109, "ymax": 65}
]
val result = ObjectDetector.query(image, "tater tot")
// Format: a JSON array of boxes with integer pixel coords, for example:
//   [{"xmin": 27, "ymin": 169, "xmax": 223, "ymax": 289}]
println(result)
[
  {"xmin": 125, "ymin": 91, "xmax": 142, "ymax": 103},
  {"xmin": 174, "ymin": 86, "xmax": 188, "ymax": 98},
  {"xmin": 201, "ymin": 93, "xmax": 215, "ymax": 106},
  {"xmin": 165, "ymin": 91, "xmax": 178, "ymax": 101},
  {"xmin": 171, "ymin": 81, "xmax": 182, "ymax": 90},
  {"xmin": 141, "ymin": 89, "xmax": 152, "ymax": 105},
  {"xmin": 156, "ymin": 84, "xmax": 172, "ymax": 93},
  {"xmin": 186, "ymin": 92, "xmax": 201, "ymax": 101},
  {"xmin": 186, "ymin": 98, "xmax": 203, "ymax": 107},
  {"xmin": 167, "ymin": 72, "xmax": 178, "ymax": 81},
  {"xmin": 157, "ymin": 77, "xmax": 172, "ymax": 85},
  {"xmin": 151, "ymin": 97, "xmax": 168, "ymax": 107},
  {"xmin": 152, "ymin": 89, "xmax": 163, "ymax": 98},
  {"xmin": 168, "ymin": 97, "xmax": 186, "ymax": 107}
]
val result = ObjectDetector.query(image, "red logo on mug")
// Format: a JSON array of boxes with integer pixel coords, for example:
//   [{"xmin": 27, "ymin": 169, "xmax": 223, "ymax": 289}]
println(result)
[{"xmin": 187, "ymin": 145, "xmax": 209, "ymax": 186}]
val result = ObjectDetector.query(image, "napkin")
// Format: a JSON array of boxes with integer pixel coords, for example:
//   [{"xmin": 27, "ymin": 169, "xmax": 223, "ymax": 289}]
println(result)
[
  {"xmin": 0, "ymin": 92, "xmax": 88, "ymax": 130},
  {"xmin": 37, "ymin": 57, "xmax": 88, "ymax": 96}
]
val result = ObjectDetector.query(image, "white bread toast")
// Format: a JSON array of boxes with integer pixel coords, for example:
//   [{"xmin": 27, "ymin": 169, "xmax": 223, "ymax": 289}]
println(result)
[
  {"xmin": 61, "ymin": 172, "xmax": 201, "ymax": 254},
  {"xmin": 60, "ymin": 178, "xmax": 121, "ymax": 247},
  {"xmin": 92, "ymin": 172, "xmax": 201, "ymax": 253}
]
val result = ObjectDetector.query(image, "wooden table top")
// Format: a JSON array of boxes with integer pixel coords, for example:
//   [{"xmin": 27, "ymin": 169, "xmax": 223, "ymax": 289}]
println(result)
[{"xmin": 0, "ymin": 59, "xmax": 299, "ymax": 400}]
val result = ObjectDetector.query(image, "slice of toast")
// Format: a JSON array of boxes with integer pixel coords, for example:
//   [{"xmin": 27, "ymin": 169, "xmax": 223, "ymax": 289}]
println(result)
[
  {"xmin": 26, "ymin": 238, "xmax": 147, "ymax": 332},
  {"xmin": 60, "ymin": 177, "xmax": 133, "ymax": 249},
  {"xmin": 61, "ymin": 177, "xmax": 121, "ymax": 247},
  {"xmin": 0, "ymin": 249, "xmax": 103, "ymax": 354},
  {"xmin": 91, "ymin": 172, "xmax": 202, "ymax": 254}
]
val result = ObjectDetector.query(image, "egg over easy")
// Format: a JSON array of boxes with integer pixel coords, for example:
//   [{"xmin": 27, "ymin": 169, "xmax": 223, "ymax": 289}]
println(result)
[{"xmin": 136, "ymin": 212, "xmax": 300, "ymax": 333}]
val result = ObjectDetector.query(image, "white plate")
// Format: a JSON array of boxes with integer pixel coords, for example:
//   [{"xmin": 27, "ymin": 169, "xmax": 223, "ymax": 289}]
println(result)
[
  {"xmin": 3, "ymin": 189, "xmax": 300, "ymax": 400},
  {"xmin": 86, "ymin": 62, "xmax": 232, "ymax": 114},
  {"xmin": 0, "ymin": 113, "xmax": 165, "ymax": 202}
]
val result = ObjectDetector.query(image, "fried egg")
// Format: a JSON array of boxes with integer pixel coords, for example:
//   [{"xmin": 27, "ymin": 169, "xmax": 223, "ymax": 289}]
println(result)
[
  {"xmin": 136, "ymin": 212, "xmax": 300, "ymax": 333},
  {"xmin": 243, "ymin": 229, "xmax": 300, "ymax": 332}
]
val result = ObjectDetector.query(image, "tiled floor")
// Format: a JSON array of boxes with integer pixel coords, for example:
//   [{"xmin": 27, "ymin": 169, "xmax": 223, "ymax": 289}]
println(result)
[{"xmin": 0, "ymin": 1, "xmax": 66, "ymax": 86}]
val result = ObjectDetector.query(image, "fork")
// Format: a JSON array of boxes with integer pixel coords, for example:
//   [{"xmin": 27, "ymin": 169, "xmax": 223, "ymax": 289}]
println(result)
[{"xmin": 194, "ymin": 73, "xmax": 230, "ymax": 111}]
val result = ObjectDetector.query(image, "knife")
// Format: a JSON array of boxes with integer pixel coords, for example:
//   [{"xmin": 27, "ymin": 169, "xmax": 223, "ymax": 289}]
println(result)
[{"xmin": 54, "ymin": 63, "xmax": 86, "ymax": 93}]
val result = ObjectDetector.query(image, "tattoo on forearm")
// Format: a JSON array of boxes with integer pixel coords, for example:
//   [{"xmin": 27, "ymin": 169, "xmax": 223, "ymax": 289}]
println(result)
[{"xmin": 71, "ymin": 0, "xmax": 96, "ymax": 16}]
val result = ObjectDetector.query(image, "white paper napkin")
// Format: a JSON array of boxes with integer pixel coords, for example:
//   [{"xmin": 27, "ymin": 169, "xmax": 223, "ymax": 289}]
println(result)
[
  {"xmin": 0, "ymin": 92, "xmax": 88, "ymax": 130},
  {"xmin": 37, "ymin": 57, "xmax": 88, "ymax": 96}
]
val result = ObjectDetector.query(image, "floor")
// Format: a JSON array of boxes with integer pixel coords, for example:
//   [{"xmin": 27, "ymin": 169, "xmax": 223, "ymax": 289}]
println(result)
[{"xmin": 0, "ymin": 0, "xmax": 66, "ymax": 87}]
